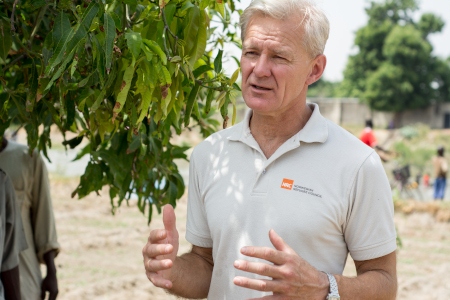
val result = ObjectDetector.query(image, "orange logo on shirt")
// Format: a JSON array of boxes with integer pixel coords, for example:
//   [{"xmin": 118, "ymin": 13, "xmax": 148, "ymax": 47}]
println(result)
[{"xmin": 281, "ymin": 178, "xmax": 294, "ymax": 190}]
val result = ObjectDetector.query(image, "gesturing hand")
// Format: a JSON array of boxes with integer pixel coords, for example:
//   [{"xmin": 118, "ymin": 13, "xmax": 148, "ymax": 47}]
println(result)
[
  {"xmin": 142, "ymin": 204, "xmax": 180, "ymax": 289},
  {"xmin": 233, "ymin": 229, "xmax": 328, "ymax": 299}
]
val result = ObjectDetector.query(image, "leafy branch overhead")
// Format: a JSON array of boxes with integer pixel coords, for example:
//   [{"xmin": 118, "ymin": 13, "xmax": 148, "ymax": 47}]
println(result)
[{"xmin": 0, "ymin": 0, "xmax": 242, "ymax": 223}]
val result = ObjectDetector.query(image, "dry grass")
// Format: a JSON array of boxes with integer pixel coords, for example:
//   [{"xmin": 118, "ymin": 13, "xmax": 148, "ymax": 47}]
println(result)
[{"xmin": 394, "ymin": 200, "xmax": 450, "ymax": 222}]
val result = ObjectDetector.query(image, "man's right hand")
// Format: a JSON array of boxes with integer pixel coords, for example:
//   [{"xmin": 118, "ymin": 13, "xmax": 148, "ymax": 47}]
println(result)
[{"xmin": 142, "ymin": 204, "xmax": 179, "ymax": 289}]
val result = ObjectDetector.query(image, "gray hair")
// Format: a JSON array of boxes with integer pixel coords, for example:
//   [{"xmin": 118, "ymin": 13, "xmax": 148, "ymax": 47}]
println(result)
[{"xmin": 240, "ymin": 0, "xmax": 330, "ymax": 57}]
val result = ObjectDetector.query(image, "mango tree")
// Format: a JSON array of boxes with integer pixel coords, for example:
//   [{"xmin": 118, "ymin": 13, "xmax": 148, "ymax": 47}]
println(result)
[{"xmin": 0, "ymin": 0, "xmax": 242, "ymax": 223}]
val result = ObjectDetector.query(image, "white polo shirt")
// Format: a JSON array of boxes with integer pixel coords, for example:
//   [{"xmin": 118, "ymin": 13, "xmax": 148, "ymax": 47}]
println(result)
[{"xmin": 186, "ymin": 103, "xmax": 397, "ymax": 299}]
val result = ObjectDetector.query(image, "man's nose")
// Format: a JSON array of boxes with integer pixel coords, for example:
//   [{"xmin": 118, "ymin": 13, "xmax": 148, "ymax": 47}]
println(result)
[{"xmin": 253, "ymin": 55, "xmax": 271, "ymax": 77}]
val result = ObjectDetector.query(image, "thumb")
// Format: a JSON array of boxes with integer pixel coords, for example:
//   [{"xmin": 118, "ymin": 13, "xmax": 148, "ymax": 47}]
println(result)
[
  {"xmin": 269, "ymin": 229, "xmax": 295, "ymax": 254},
  {"xmin": 163, "ymin": 204, "xmax": 178, "ymax": 236}
]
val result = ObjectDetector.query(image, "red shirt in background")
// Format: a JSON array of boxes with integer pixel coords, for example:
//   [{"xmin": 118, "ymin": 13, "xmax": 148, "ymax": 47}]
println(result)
[{"xmin": 360, "ymin": 127, "xmax": 377, "ymax": 147}]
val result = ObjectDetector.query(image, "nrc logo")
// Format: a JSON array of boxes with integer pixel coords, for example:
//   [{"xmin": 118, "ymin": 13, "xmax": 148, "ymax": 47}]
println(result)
[{"xmin": 280, "ymin": 178, "xmax": 294, "ymax": 190}]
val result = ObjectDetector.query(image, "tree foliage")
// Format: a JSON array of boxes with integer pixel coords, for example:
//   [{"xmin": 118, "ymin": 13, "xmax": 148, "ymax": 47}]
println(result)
[
  {"xmin": 0, "ymin": 0, "xmax": 242, "ymax": 223},
  {"xmin": 339, "ymin": 0, "xmax": 450, "ymax": 112},
  {"xmin": 307, "ymin": 78, "xmax": 340, "ymax": 98}
]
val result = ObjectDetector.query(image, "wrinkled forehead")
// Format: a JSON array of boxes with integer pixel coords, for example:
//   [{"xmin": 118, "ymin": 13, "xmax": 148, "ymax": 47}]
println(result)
[
  {"xmin": 243, "ymin": 12, "xmax": 305, "ymax": 40},
  {"xmin": 242, "ymin": 15, "xmax": 306, "ymax": 54}
]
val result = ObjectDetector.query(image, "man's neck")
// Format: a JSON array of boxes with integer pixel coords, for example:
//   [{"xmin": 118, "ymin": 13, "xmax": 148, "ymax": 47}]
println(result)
[{"xmin": 249, "ymin": 104, "xmax": 313, "ymax": 158}]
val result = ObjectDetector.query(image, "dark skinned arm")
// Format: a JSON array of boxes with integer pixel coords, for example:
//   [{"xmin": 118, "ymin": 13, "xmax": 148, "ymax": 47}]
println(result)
[{"xmin": 41, "ymin": 250, "xmax": 58, "ymax": 300}]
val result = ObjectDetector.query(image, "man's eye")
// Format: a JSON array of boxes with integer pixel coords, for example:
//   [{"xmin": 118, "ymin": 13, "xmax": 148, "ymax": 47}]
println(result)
[
  {"xmin": 245, "ymin": 51, "xmax": 257, "ymax": 56},
  {"xmin": 275, "ymin": 56, "xmax": 286, "ymax": 60}
]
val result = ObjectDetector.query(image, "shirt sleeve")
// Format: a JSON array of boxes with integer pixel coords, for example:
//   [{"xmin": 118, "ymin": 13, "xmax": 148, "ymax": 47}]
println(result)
[
  {"xmin": 30, "ymin": 151, "xmax": 60, "ymax": 263},
  {"xmin": 185, "ymin": 147, "xmax": 213, "ymax": 248},
  {"xmin": 344, "ymin": 151, "xmax": 397, "ymax": 261}
]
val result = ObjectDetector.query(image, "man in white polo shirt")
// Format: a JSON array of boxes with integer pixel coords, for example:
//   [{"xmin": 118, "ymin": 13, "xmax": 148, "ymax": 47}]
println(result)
[{"xmin": 142, "ymin": 0, "xmax": 398, "ymax": 299}]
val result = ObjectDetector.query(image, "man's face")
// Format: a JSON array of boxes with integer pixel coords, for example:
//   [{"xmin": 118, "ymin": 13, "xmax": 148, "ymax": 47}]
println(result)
[{"xmin": 240, "ymin": 15, "xmax": 323, "ymax": 117}]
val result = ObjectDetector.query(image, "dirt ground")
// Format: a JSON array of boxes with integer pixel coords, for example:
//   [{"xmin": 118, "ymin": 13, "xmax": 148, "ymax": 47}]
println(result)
[{"xmin": 49, "ymin": 176, "xmax": 450, "ymax": 300}]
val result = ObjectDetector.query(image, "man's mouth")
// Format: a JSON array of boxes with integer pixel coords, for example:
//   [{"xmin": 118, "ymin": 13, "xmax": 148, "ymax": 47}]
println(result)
[{"xmin": 251, "ymin": 84, "xmax": 271, "ymax": 91}]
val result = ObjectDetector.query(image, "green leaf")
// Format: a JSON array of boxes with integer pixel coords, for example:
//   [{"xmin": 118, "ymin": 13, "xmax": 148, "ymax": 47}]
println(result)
[
  {"xmin": 216, "ymin": 0, "xmax": 225, "ymax": 18},
  {"xmin": 184, "ymin": 83, "xmax": 200, "ymax": 127},
  {"xmin": 142, "ymin": 39, "xmax": 167, "ymax": 65},
  {"xmin": 125, "ymin": 30, "xmax": 142, "ymax": 61},
  {"xmin": 45, "ymin": 12, "xmax": 72, "ymax": 73},
  {"xmin": 230, "ymin": 67, "xmax": 240, "ymax": 85},
  {"xmin": 66, "ymin": 2, "xmax": 100, "ymax": 52},
  {"xmin": 104, "ymin": 12, "xmax": 116, "ymax": 73},
  {"xmin": 110, "ymin": 11, "xmax": 123, "ymax": 32},
  {"xmin": 137, "ymin": 88, "xmax": 153, "ymax": 124},
  {"xmin": 72, "ymin": 143, "xmax": 90, "ymax": 162},
  {"xmin": 91, "ymin": 90, "xmax": 106, "ymax": 112},
  {"xmin": 63, "ymin": 136, "xmax": 84, "ymax": 149},
  {"xmin": 26, "ymin": 60, "xmax": 39, "ymax": 112},
  {"xmin": 113, "ymin": 61, "xmax": 135, "ymax": 121},
  {"xmin": 183, "ymin": 6, "xmax": 200, "ymax": 67},
  {"xmin": 204, "ymin": 88, "xmax": 215, "ymax": 114},
  {"xmin": 193, "ymin": 64, "xmax": 213, "ymax": 78},
  {"xmin": 44, "ymin": 45, "xmax": 78, "ymax": 93},
  {"xmin": 214, "ymin": 49, "xmax": 223, "ymax": 73},
  {"xmin": 0, "ymin": 19, "xmax": 12, "ymax": 62},
  {"xmin": 127, "ymin": 134, "xmax": 141, "ymax": 153}
]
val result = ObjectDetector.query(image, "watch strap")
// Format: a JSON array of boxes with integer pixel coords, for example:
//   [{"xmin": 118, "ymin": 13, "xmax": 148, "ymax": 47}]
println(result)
[{"xmin": 324, "ymin": 272, "xmax": 340, "ymax": 299}]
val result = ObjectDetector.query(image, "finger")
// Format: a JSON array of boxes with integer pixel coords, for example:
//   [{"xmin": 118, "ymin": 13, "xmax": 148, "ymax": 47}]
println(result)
[
  {"xmin": 268, "ymin": 229, "xmax": 295, "ymax": 255},
  {"xmin": 146, "ymin": 257, "xmax": 173, "ymax": 272},
  {"xmin": 142, "ymin": 243, "xmax": 173, "ymax": 260},
  {"xmin": 163, "ymin": 204, "xmax": 177, "ymax": 233},
  {"xmin": 248, "ymin": 295, "xmax": 284, "ymax": 300},
  {"xmin": 49, "ymin": 291, "xmax": 58, "ymax": 300},
  {"xmin": 233, "ymin": 276, "xmax": 277, "ymax": 293},
  {"xmin": 148, "ymin": 229, "xmax": 168, "ymax": 243},
  {"xmin": 146, "ymin": 271, "xmax": 173, "ymax": 289},
  {"xmin": 240, "ymin": 246, "xmax": 285, "ymax": 265},
  {"xmin": 234, "ymin": 259, "xmax": 279, "ymax": 279}
]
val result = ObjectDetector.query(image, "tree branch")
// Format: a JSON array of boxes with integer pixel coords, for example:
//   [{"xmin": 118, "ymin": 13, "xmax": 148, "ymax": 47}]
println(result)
[{"xmin": 10, "ymin": 0, "xmax": 19, "ymax": 33}]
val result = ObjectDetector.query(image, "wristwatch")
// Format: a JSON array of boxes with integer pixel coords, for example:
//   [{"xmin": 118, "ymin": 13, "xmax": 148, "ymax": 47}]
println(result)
[{"xmin": 324, "ymin": 272, "xmax": 340, "ymax": 300}]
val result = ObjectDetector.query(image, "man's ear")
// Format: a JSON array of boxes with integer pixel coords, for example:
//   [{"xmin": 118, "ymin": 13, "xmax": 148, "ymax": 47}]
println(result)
[{"xmin": 306, "ymin": 54, "xmax": 327, "ymax": 86}]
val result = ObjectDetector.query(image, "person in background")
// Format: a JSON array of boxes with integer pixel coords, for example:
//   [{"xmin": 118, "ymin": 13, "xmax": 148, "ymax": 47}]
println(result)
[
  {"xmin": 142, "ymin": 0, "xmax": 397, "ymax": 299},
  {"xmin": 1, "ymin": 169, "xmax": 26, "ymax": 300},
  {"xmin": 432, "ymin": 146, "xmax": 448, "ymax": 200},
  {"xmin": 359, "ymin": 119, "xmax": 390, "ymax": 162},
  {"xmin": 0, "ymin": 137, "xmax": 60, "ymax": 300},
  {"xmin": 423, "ymin": 173, "xmax": 430, "ymax": 187},
  {"xmin": 360, "ymin": 119, "xmax": 377, "ymax": 148}
]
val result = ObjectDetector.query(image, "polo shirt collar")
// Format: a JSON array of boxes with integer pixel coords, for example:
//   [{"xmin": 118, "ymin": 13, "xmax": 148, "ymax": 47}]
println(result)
[{"xmin": 228, "ymin": 103, "xmax": 328, "ymax": 144}]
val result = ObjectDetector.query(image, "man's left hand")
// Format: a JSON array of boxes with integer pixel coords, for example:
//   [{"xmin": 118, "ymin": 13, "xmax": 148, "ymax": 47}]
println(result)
[
  {"xmin": 233, "ymin": 229, "xmax": 329, "ymax": 299},
  {"xmin": 41, "ymin": 273, "xmax": 58, "ymax": 300}
]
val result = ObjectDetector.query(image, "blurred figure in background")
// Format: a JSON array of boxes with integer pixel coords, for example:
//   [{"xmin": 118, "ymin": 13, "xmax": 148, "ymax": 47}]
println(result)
[
  {"xmin": 1, "ymin": 169, "xmax": 27, "ymax": 300},
  {"xmin": 432, "ymin": 146, "xmax": 448, "ymax": 200},
  {"xmin": 359, "ymin": 119, "xmax": 390, "ymax": 162},
  {"xmin": 360, "ymin": 119, "xmax": 377, "ymax": 148},
  {"xmin": 0, "ymin": 137, "xmax": 60, "ymax": 300}
]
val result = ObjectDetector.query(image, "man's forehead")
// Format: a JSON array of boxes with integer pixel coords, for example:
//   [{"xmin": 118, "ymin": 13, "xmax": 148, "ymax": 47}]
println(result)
[
  {"xmin": 243, "ymin": 16, "xmax": 303, "ymax": 46},
  {"xmin": 242, "ymin": 29, "xmax": 299, "ymax": 55},
  {"xmin": 243, "ymin": 37, "xmax": 292, "ymax": 54}
]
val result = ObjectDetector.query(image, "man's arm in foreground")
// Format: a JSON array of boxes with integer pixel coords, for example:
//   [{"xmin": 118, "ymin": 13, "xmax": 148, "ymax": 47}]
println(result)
[
  {"xmin": 168, "ymin": 246, "xmax": 213, "ymax": 298},
  {"xmin": 337, "ymin": 251, "xmax": 397, "ymax": 300},
  {"xmin": 234, "ymin": 229, "xmax": 397, "ymax": 300},
  {"xmin": 143, "ymin": 205, "xmax": 213, "ymax": 299}
]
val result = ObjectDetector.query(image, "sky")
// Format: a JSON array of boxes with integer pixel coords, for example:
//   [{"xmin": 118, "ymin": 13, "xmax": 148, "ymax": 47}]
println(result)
[{"xmin": 227, "ymin": 0, "xmax": 450, "ymax": 82}]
